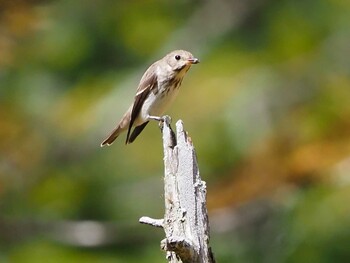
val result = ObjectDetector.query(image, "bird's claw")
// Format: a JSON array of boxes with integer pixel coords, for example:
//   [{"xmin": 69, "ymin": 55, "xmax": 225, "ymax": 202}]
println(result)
[
  {"xmin": 162, "ymin": 115, "xmax": 172, "ymax": 124},
  {"xmin": 158, "ymin": 115, "xmax": 172, "ymax": 130}
]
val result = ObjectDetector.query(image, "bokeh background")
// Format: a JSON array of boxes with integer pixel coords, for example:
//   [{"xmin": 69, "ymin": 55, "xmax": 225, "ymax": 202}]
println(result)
[{"xmin": 1, "ymin": 0, "xmax": 350, "ymax": 262}]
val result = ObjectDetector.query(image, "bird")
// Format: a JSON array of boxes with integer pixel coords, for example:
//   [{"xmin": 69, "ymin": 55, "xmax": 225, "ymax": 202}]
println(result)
[{"xmin": 101, "ymin": 50, "xmax": 199, "ymax": 146}]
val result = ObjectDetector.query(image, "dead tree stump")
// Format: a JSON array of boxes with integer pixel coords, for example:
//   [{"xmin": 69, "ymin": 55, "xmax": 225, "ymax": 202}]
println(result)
[{"xmin": 140, "ymin": 118, "xmax": 215, "ymax": 263}]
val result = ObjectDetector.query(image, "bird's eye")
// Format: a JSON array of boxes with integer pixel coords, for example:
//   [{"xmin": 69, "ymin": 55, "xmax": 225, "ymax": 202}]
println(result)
[{"xmin": 175, "ymin": 55, "xmax": 181, "ymax": 60}]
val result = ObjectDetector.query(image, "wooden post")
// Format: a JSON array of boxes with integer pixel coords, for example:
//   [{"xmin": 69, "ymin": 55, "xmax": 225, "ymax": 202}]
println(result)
[{"xmin": 140, "ymin": 117, "xmax": 216, "ymax": 263}]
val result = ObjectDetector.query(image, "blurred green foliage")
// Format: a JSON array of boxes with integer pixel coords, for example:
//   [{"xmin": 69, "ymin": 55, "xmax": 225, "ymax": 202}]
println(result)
[{"xmin": 1, "ymin": 0, "xmax": 350, "ymax": 262}]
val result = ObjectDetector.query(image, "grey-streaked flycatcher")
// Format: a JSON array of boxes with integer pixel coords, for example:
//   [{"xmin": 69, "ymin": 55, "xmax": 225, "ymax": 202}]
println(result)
[{"xmin": 101, "ymin": 50, "xmax": 199, "ymax": 146}]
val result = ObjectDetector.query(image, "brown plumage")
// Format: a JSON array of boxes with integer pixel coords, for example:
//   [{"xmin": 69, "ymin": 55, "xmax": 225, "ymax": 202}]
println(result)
[{"xmin": 101, "ymin": 50, "xmax": 199, "ymax": 146}]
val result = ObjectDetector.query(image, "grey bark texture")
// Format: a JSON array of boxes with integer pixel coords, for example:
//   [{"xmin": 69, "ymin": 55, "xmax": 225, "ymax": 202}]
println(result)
[{"xmin": 139, "ymin": 118, "xmax": 215, "ymax": 263}]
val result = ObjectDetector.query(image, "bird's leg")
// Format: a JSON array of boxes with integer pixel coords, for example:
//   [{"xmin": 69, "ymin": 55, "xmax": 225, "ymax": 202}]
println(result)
[
  {"xmin": 147, "ymin": 115, "xmax": 172, "ymax": 132},
  {"xmin": 147, "ymin": 115, "xmax": 163, "ymax": 122},
  {"xmin": 147, "ymin": 115, "xmax": 172, "ymax": 127},
  {"xmin": 147, "ymin": 115, "xmax": 164, "ymax": 130}
]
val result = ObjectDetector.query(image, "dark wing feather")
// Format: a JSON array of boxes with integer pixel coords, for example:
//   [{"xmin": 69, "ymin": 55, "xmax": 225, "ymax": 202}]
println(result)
[
  {"xmin": 125, "ymin": 67, "xmax": 158, "ymax": 144},
  {"xmin": 128, "ymin": 121, "xmax": 149, "ymax": 144}
]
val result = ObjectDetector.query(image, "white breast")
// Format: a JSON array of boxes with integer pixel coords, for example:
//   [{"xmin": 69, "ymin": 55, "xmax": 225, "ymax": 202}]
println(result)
[
  {"xmin": 139, "ymin": 82, "xmax": 180, "ymax": 122},
  {"xmin": 135, "ymin": 64, "xmax": 189, "ymax": 125}
]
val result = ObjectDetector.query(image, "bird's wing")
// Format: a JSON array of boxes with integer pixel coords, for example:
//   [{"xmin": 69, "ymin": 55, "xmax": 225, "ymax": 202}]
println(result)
[
  {"xmin": 128, "ymin": 121, "xmax": 149, "ymax": 144},
  {"xmin": 125, "ymin": 67, "xmax": 158, "ymax": 144}
]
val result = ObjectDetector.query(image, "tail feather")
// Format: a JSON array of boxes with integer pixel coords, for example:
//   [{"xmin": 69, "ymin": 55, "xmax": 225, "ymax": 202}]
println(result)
[
  {"xmin": 101, "ymin": 110, "xmax": 131, "ymax": 147},
  {"xmin": 101, "ymin": 126, "xmax": 122, "ymax": 146}
]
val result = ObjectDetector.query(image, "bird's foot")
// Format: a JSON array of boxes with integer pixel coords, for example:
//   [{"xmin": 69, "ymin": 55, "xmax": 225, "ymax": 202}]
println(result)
[
  {"xmin": 159, "ymin": 115, "xmax": 172, "ymax": 130},
  {"xmin": 161, "ymin": 115, "xmax": 172, "ymax": 126},
  {"xmin": 148, "ymin": 115, "xmax": 172, "ymax": 129}
]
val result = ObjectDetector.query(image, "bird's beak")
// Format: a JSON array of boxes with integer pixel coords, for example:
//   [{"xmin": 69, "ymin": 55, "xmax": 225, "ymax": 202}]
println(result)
[{"xmin": 187, "ymin": 58, "xmax": 200, "ymax": 64}]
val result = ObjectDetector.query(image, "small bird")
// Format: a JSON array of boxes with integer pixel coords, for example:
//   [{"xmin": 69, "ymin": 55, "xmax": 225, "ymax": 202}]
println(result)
[{"xmin": 101, "ymin": 50, "xmax": 199, "ymax": 146}]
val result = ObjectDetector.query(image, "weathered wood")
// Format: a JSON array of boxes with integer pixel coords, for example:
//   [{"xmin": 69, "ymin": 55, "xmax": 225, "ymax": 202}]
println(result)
[{"xmin": 140, "ymin": 118, "xmax": 215, "ymax": 263}]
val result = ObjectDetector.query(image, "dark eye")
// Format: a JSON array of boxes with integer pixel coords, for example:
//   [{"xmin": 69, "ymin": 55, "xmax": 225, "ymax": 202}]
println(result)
[{"xmin": 175, "ymin": 55, "xmax": 181, "ymax": 60}]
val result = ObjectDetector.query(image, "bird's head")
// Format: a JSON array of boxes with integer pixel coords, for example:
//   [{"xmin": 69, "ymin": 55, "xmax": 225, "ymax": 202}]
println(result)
[{"xmin": 165, "ymin": 50, "xmax": 200, "ymax": 72}]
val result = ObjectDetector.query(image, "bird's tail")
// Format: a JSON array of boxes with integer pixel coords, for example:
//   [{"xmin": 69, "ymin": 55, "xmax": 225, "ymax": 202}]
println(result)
[
  {"xmin": 100, "ymin": 111, "xmax": 131, "ymax": 147},
  {"xmin": 100, "ymin": 126, "xmax": 122, "ymax": 146}
]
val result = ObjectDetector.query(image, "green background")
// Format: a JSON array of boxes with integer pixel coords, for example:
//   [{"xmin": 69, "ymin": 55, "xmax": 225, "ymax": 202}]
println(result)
[{"xmin": 1, "ymin": 0, "xmax": 350, "ymax": 262}]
